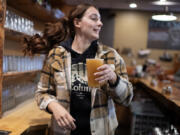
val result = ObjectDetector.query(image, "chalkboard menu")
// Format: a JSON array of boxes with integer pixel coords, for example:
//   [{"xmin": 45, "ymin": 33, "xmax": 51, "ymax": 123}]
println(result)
[{"xmin": 147, "ymin": 20, "xmax": 180, "ymax": 50}]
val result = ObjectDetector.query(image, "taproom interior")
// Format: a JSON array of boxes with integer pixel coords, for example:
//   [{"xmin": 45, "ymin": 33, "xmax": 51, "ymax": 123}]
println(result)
[{"xmin": 0, "ymin": 0, "xmax": 180, "ymax": 135}]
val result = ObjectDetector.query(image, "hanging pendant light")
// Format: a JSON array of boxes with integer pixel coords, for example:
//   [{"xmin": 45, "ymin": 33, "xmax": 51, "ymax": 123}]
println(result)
[
  {"xmin": 152, "ymin": 0, "xmax": 178, "ymax": 6},
  {"xmin": 152, "ymin": 6, "xmax": 177, "ymax": 21},
  {"xmin": 152, "ymin": 14, "xmax": 177, "ymax": 21}
]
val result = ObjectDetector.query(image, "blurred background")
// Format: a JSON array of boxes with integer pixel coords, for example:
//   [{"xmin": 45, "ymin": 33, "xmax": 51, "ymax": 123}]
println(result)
[{"xmin": 0, "ymin": 0, "xmax": 180, "ymax": 135}]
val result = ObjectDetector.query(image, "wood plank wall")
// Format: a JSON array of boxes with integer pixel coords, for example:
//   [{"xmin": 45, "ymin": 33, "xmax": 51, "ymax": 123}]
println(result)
[{"xmin": 0, "ymin": 0, "xmax": 6, "ymax": 117}]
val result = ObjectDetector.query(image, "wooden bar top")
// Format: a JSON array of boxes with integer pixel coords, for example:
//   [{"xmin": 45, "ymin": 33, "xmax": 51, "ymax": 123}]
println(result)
[
  {"xmin": 139, "ymin": 78, "xmax": 180, "ymax": 107},
  {"xmin": 134, "ymin": 77, "xmax": 180, "ymax": 119},
  {"xmin": 0, "ymin": 99, "xmax": 51, "ymax": 135}
]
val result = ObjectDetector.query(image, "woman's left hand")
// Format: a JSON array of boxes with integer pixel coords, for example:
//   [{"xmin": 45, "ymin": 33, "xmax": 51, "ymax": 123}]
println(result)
[{"xmin": 94, "ymin": 64, "xmax": 117, "ymax": 85}]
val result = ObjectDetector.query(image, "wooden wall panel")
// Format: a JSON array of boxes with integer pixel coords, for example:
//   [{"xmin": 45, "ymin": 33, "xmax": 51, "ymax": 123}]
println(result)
[{"xmin": 0, "ymin": 0, "xmax": 6, "ymax": 117}]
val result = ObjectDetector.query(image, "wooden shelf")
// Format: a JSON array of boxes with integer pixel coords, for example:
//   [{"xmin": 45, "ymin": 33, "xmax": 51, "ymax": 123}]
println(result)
[
  {"xmin": 3, "ymin": 70, "xmax": 40, "ymax": 77},
  {"xmin": 7, "ymin": 0, "xmax": 58, "ymax": 22},
  {"xmin": 5, "ymin": 28, "xmax": 31, "ymax": 42}
]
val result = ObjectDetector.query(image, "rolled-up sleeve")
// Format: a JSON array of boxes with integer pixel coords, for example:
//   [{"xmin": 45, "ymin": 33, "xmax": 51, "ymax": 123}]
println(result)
[
  {"xmin": 108, "ymin": 50, "xmax": 133, "ymax": 106},
  {"xmin": 35, "ymin": 49, "xmax": 61, "ymax": 112}
]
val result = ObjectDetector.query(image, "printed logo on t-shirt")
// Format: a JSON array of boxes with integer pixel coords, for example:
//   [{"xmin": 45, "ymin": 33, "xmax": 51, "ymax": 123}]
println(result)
[{"xmin": 71, "ymin": 63, "xmax": 91, "ymax": 99}]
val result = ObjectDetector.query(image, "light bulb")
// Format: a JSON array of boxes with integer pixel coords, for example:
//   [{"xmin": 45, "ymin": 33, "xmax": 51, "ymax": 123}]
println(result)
[{"xmin": 129, "ymin": 3, "xmax": 137, "ymax": 8}]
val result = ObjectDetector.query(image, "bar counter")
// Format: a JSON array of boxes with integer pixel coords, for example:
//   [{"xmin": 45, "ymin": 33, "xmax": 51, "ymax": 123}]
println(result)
[
  {"xmin": 0, "ymin": 99, "xmax": 51, "ymax": 135},
  {"xmin": 133, "ymin": 77, "xmax": 180, "ymax": 122}
]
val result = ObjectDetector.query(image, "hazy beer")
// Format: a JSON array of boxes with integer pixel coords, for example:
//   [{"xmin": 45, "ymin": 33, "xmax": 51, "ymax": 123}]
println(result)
[{"xmin": 86, "ymin": 59, "xmax": 104, "ymax": 87}]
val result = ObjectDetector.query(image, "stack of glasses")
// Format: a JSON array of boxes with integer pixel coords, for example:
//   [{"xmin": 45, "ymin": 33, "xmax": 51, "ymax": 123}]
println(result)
[
  {"xmin": 3, "ymin": 55, "xmax": 45, "ymax": 73},
  {"xmin": 4, "ymin": 9, "xmax": 42, "ymax": 36}
]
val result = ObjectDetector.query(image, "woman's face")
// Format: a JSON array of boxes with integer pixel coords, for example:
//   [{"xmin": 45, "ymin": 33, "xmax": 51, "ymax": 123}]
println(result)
[{"xmin": 75, "ymin": 6, "xmax": 103, "ymax": 41}]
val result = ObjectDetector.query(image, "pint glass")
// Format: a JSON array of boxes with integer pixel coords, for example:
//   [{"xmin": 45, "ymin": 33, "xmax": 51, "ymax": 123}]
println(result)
[{"xmin": 86, "ymin": 59, "xmax": 104, "ymax": 87}]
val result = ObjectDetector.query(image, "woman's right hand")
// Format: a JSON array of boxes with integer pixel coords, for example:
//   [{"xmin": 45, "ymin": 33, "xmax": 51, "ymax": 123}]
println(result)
[{"xmin": 48, "ymin": 101, "xmax": 76, "ymax": 130}]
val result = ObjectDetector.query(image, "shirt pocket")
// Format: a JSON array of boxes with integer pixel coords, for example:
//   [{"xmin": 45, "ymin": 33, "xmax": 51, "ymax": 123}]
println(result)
[
  {"xmin": 54, "ymin": 72, "xmax": 65, "ymax": 84},
  {"xmin": 54, "ymin": 72, "xmax": 66, "ymax": 91},
  {"xmin": 54, "ymin": 72, "xmax": 70, "ymax": 108}
]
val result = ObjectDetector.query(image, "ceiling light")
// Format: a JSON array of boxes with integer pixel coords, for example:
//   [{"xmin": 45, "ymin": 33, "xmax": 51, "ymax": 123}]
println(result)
[
  {"xmin": 152, "ymin": 6, "xmax": 177, "ymax": 21},
  {"xmin": 152, "ymin": 0, "xmax": 178, "ymax": 5},
  {"xmin": 152, "ymin": 14, "xmax": 177, "ymax": 21},
  {"xmin": 129, "ymin": 3, "xmax": 137, "ymax": 8}
]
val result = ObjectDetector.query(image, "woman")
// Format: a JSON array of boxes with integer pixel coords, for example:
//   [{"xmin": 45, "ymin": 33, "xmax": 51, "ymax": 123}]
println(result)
[{"xmin": 24, "ymin": 4, "xmax": 133, "ymax": 135}]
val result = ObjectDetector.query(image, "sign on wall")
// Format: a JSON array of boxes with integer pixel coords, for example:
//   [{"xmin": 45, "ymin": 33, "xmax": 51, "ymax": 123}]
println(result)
[{"xmin": 147, "ymin": 20, "xmax": 180, "ymax": 50}]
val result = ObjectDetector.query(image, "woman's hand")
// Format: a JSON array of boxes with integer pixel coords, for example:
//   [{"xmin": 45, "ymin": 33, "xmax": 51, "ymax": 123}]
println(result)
[
  {"xmin": 48, "ymin": 101, "xmax": 76, "ymax": 131},
  {"xmin": 94, "ymin": 64, "xmax": 117, "ymax": 85}
]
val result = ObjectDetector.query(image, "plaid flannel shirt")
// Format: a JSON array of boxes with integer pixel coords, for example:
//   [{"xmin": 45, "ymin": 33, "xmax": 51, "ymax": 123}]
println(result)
[{"xmin": 35, "ymin": 43, "xmax": 133, "ymax": 135}]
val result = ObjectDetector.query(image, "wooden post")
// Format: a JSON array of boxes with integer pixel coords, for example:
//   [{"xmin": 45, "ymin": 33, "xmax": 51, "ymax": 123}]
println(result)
[{"xmin": 0, "ymin": 0, "xmax": 6, "ymax": 117}]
